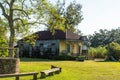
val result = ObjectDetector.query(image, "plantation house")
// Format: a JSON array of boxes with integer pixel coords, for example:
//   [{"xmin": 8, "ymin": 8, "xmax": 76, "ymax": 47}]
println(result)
[{"xmin": 17, "ymin": 30, "xmax": 88, "ymax": 58}]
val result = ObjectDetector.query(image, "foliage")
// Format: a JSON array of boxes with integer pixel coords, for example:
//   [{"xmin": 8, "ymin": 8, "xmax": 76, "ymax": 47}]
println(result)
[
  {"xmin": 89, "ymin": 27, "xmax": 120, "ymax": 47},
  {"xmin": 22, "ymin": 34, "xmax": 38, "ymax": 45},
  {"xmin": 0, "ymin": 49, "xmax": 8, "ymax": 57},
  {"xmin": 0, "ymin": 0, "xmax": 30, "ymax": 57},
  {"xmin": 106, "ymin": 42, "xmax": 120, "ymax": 60},
  {"xmin": 75, "ymin": 29, "xmax": 83, "ymax": 35},
  {"xmin": 88, "ymin": 46, "xmax": 107, "ymax": 59},
  {"xmin": 0, "ymin": 19, "xmax": 8, "ymax": 57},
  {"xmin": 36, "ymin": 0, "xmax": 65, "ymax": 34},
  {"xmin": 0, "ymin": 0, "xmax": 51, "ymax": 57},
  {"xmin": 53, "ymin": 54, "xmax": 76, "ymax": 60},
  {"xmin": 0, "ymin": 28, "xmax": 8, "ymax": 47},
  {"xmin": 76, "ymin": 55, "xmax": 86, "ymax": 61},
  {"xmin": 64, "ymin": 0, "xmax": 83, "ymax": 32},
  {"xmin": 37, "ymin": 0, "xmax": 83, "ymax": 33},
  {"xmin": 47, "ymin": 7, "xmax": 66, "ymax": 34}
]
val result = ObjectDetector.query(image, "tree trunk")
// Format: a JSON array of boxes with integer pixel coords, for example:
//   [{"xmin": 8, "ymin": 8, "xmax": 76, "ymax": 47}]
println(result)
[
  {"xmin": 0, "ymin": 0, "xmax": 17, "ymax": 57},
  {"xmin": 8, "ymin": 15, "xmax": 15, "ymax": 57},
  {"xmin": 8, "ymin": 33, "xmax": 15, "ymax": 57}
]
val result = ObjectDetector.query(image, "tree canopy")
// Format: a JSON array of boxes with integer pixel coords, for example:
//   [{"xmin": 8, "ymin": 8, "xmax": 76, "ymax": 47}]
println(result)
[
  {"xmin": 64, "ymin": 1, "xmax": 83, "ymax": 32},
  {"xmin": 37, "ymin": 0, "xmax": 83, "ymax": 33},
  {"xmin": 0, "ymin": 0, "xmax": 50, "ymax": 57},
  {"xmin": 89, "ymin": 28, "xmax": 120, "ymax": 47}
]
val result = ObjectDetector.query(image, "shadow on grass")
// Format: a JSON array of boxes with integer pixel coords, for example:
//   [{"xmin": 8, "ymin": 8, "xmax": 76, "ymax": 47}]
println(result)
[
  {"xmin": 20, "ymin": 58, "xmax": 55, "ymax": 62},
  {"xmin": 29, "ymin": 75, "xmax": 56, "ymax": 80},
  {"xmin": 20, "ymin": 58, "xmax": 76, "ymax": 62},
  {"xmin": 93, "ymin": 58, "xmax": 119, "ymax": 62},
  {"xmin": 94, "ymin": 60, "xmax": 119, "ymax": 62}
]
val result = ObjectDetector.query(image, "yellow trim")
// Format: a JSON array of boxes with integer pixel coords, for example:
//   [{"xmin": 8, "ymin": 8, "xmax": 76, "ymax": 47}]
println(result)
[{"xmin": 59, "ymin": 40, "xmax": 82, "ymax": 54}]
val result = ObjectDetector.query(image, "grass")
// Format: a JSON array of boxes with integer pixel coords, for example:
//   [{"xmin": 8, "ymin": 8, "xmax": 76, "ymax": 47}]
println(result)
[{"xmin": 1, "ymin": 58, "xmax": 120, "ymax": 80}]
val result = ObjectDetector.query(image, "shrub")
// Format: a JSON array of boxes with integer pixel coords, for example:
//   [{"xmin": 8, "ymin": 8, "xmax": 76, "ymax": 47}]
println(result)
[
  {"xmin": 0, "ymin": 39, "xmax": 8, "ymax": 57},
  {"xmin": 0, "ymin": 49, "xmax": 8, "ymax": 57},
  {"xmin": 106, "ymin": 42, "xmax": 120, "ymax": 61},
  {"xmin": 0, "ymin": 27, "xmax": 8, "ymax": 57},
  {"xmin": 53, "ymin": 54, "xmax": 76, "ymax": 60},
  {"xmin": 76, "ymin": 55, "xmax": 86, "ymax": 61},
  {"xmin": 88, "ymin": 46, "xmax": 107, "ymax": 59}
]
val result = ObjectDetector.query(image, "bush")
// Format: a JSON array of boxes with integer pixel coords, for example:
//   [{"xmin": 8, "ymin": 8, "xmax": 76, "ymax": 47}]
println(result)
[
  {"xmin": 0, "ymin": 30, "xmax": 8, "ymax": 57},
  {"xmin": 53, "ymin": 54, "xmax": 76, "ymax": 60},
  {"xmin": 0, "ymin": 39, "xmax": 8, "ymax": 57},
  {"xmin": 106, "ymin": 42, "xmax": 120, "ymax": 61},
  {"xmin": 76, "ymin": 55, "xmax": 86, "ymax": 61},
  {"xmin": 88, "ymin": 46, "xmax": 107, "ymax": 59},
  {"xmin": 0, "ymin": 49, "xmax": 8, "ymax": 57}
]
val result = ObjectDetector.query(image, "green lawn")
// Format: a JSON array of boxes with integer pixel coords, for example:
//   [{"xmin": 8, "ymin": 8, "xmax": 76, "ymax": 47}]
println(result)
[{"xmin": 1, "ymin": 58, "xmax": 120, "ymax": 80}]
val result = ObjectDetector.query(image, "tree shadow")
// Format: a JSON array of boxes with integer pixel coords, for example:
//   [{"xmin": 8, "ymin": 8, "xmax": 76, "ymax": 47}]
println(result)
[
  {"xmin": 94, "ymin": 60, "xmax": 119, "ymax": 62},
  {"xmin": 20, "ymin": 58, "xmax": 56, "ymax": 62}
]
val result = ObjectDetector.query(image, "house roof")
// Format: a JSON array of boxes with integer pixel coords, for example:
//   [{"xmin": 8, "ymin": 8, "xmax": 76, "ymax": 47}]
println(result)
[{"xmin": 36, "ymin": 29, "xmax": 80, "ymax": 40}]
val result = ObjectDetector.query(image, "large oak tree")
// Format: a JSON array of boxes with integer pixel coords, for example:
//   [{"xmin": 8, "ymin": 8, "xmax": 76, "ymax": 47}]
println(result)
[{"xmin": 0, "ymin": 0, "xmax": 47, "ymax": 57}]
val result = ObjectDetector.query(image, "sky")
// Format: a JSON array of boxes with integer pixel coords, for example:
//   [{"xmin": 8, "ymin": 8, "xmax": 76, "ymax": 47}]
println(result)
[{"xmin": 74, "ymin": 0, "xmax": 120, "ymax": 35}]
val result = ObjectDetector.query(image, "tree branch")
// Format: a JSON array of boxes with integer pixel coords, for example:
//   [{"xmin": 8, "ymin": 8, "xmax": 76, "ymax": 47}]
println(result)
[
  {"xmin": 4, "ymin": 0, "xmax": 10, "ymax": 7},
  {"xmin": 13, "ymin": 18, "xmax": 24, "ymax": 26},
  {"xmin": 13, "ymin": 18, "xmax": 49, "ymax": 27},
  {"xmin": 21, "ymin": 0, "xmax": 25, "ymax": 9},
  {"xmin": 10, "ymin": 0, "xmax": 15, "ymax": 8},
  {"xmin": 0, "ymin": 2, "xmax": 9, "ymax": 19},
  {"xmin": 13, "ymin": 9, "xmax": 28, "ymax": 17},
  {"xmin": 27, "ymin": 22, "xmax": 49, "ymax": 27}
]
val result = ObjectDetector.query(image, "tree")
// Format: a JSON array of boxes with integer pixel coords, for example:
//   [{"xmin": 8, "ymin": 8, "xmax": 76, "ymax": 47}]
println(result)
[
  {"xmin": 64, "ymin": 0, "xmax": 83, "ymax": 32},
  {"xmin": 0, "ymin": 0, "xmax": 30, "ymax": 57},
  {"xmin": 89, "ymin": 28, "xmax": 120, "ymax": 47},
  {"xmin": 36, "ymin": 0, "xmax": 66, "ymax": 34},
  {"xmin": 0, "ymin": 0, "xmax": 48, "ymax": 57},
  {"xmin": 89, "ymin": 29, "xmax": 109, "ymax": 47},
  {"xmin": 39, "ymin": 0, "xmax": 83, "ymax": 33}
]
